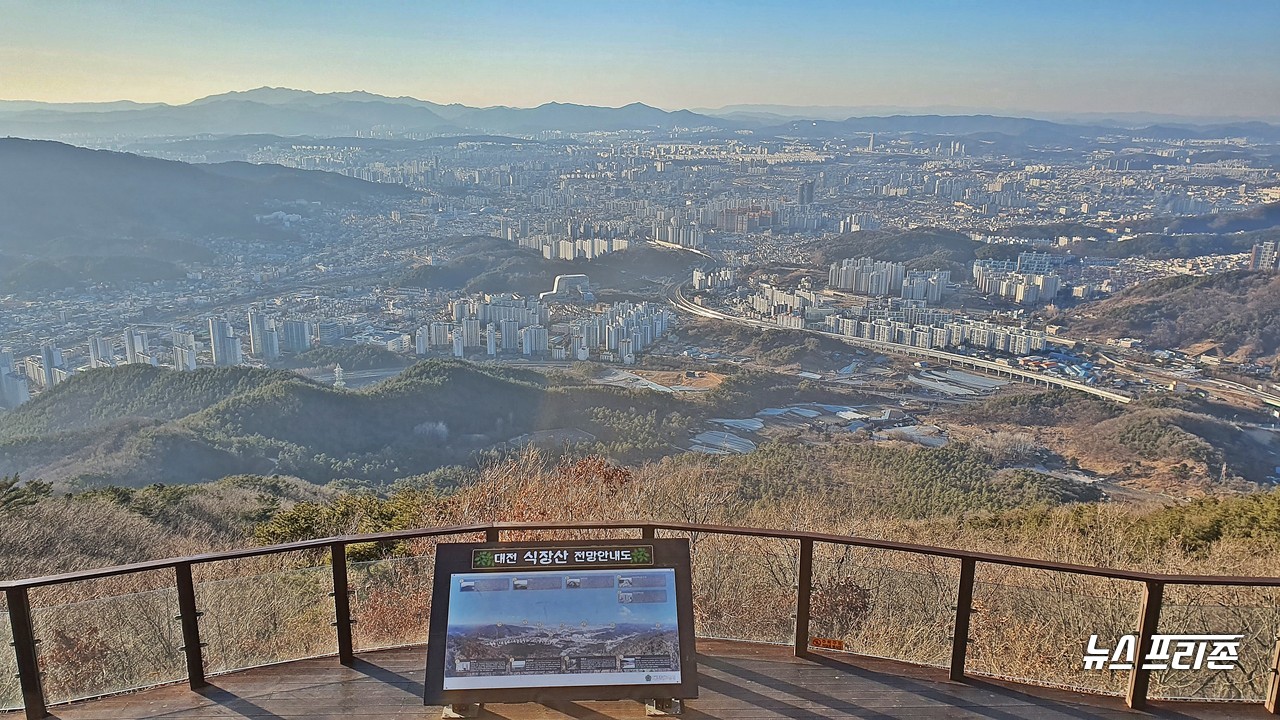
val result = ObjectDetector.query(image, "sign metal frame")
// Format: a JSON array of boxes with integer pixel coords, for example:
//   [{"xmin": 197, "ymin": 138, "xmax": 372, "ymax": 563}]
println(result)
[{"xmin": 423, "ymin": 538, "xmax": 698, "ymax": 706}]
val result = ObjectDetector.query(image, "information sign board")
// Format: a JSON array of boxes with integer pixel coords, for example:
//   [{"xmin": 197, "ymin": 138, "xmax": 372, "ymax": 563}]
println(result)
[{"xmin": 424, "ymin": 539, "xmax": 697, "ymax": 705}]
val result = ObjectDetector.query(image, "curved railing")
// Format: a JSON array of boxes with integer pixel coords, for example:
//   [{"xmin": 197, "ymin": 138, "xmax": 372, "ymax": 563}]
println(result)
[{"xmin": 3, "ymin": 521, "xmax": 1279, "ymax": 718}]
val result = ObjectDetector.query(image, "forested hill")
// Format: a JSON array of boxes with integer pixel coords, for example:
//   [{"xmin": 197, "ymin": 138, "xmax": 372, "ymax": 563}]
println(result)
[
  {"xmin": 808, "ymin": 227, "xmax": 985, "ymax": 277},
  {"xmin": 0, "ymin": 360, "xmax": 693, "ymax": 489},
  {"xmin": 1134, "ymin": 201, "xmax": 1280, "ymax": 235},
  {"xmin": 0, "ymin": 365, "xmax": 302, "ymax": 440},
  {"xmin": 1068, "ymin": 270, "xmax": 1280, "ymax": 362},
  {"xmin": 0, "ymin": 138, "xmax": 412, "ymax": 251},
  {"xmin": 0, "ymin": 138, "xmax": 418, "ymax": 291}
]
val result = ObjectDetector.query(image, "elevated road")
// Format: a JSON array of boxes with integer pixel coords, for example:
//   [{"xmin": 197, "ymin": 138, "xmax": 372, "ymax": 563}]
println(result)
[{"xmin": 667, "ymin": 282, "xmax": 1132, "ymax": 404}]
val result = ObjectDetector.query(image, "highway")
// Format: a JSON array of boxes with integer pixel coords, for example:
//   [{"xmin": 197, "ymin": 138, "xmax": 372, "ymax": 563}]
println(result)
[
  {"xmin": 1077, "ymin": 347, "xmax": 1280, "ymax": 412},
  {"xmin": 665, "ymin": 282, "xmax": 1134, "ymax": 404}
]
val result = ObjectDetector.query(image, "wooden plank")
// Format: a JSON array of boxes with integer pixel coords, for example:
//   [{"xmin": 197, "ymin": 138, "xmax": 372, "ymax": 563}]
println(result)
[{"xmin": 16, "ymin": 640, "xmax": 1265, "ymax": 720}]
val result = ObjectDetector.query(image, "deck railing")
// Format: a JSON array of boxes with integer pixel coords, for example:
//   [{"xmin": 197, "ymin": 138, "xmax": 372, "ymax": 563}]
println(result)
[{"xmin": 3, "ymin": 521, "xmax": 1279, "ymax": 718}]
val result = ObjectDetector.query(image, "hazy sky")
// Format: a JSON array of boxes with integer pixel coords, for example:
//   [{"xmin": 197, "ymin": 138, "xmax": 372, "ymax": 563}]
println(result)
[{"xmin": 2, "ymin": 0, "xmax": 1278, "ymax": 117}]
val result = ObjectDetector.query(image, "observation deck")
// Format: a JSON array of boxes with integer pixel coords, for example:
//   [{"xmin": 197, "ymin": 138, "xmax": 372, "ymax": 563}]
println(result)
[
  {"xmin": 3, "ymin": 522, "xmax": 1279, "ymax": 719},
  {"xmin": 18, "ymin": 641, "xmax": 1264, "ymax": 719}
]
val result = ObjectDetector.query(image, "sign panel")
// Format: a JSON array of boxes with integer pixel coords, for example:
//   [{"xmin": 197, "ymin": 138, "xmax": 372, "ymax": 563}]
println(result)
[{"xmin": 425, "ymin": 539, "xmax": 697, "ymax": 705}]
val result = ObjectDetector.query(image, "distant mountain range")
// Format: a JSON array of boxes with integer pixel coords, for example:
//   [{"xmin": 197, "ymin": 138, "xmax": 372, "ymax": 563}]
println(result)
[
  {"xmin": 694, "ymin": 103, "xmax": 1280, "ymax": 126},
  {"xmin": 2, "ymin": 87, "xmax": 1278, "ymax": 141},
  {"xmin": 757, "ymin": 114, "xmax": 1280, "ymax": 145},
  {"xmin": 0, "ymin": 87, "xmax": 735, "ymax": 138}
]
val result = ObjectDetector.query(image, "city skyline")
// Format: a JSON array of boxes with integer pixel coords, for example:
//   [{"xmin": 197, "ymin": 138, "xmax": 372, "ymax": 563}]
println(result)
[{"xmin": 2, "ymin": 1, "xmax": 1279, "ymax": 119}]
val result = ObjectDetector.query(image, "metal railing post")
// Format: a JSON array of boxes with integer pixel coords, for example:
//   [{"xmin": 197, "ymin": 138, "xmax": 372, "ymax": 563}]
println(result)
[
  {"xmin": 949, "ymin": 558, "xmax": 977, "ymax": 682},
  {"xmin": 794, "ymin": 538, "xmax": 813, "ymax": 657},
  {"xmin": 1265, "ymin": 632, "xmax": 1280, "ymax": 714},
  {"xmin": 174, "ymin": 563, "xmax": 207, "ymax": 689},
  {"xmin": 6, "ymin": 587, "xmax": 47, "ymax": 720},
  {"xmin": 331, "ymin": 542, "xmax": 354, "ymax": 666},
  {"xmin": 1126, "ymin": 580, "xmax": 1164, "ymax": 710}
]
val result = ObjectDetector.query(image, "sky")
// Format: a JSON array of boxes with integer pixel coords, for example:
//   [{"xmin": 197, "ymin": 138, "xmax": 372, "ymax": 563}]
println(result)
[{"xmin": 2, "ymin": 0, "xmax": 1279, "ymax": 118}]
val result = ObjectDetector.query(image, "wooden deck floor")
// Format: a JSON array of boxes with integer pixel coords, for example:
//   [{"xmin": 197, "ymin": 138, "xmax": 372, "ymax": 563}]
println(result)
[{"xmin": 6, "ymin": 640, "xmax": 1270, "ymax": 719}]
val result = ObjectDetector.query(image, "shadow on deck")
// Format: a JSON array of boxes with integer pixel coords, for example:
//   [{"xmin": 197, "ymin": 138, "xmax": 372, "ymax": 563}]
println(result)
[{"xmin": 7, "ymin": 640, "xmax": 1268, "ymax": 720}]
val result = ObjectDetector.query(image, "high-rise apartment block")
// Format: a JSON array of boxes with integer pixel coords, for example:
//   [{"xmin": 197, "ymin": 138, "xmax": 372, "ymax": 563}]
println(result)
[
  {"xmin": 828, "ymin": 257, "xmax": 907, "ymax": 296},
  {"xmin": 798, "ymin": 179, "xmax": 815, "ymax": 206},
  {"xmin": 1250, "ymin": 241, "xmax": 1279, "ymax": 271},
  {"xmin": 208, "ymin": 318, "xmax": 243, "ymax": 367},
  {"xmin": 281, "ymin": 320, "xmax": 313, "ymax": 354},
  {"xmin": 123, "ymin": 328, "xmax": 149, "ymax": 365},
  {"xmin": 461, "ymin": 317, "xmax": 482, "ymax": 348},
  {"xmin": 173, "ymin": 345, "xmax": 198, "ymax": 371},
  {"xmin": 520, "ymin": 325, "xmax": 549, "ymax": 356},
  {"xmin": 247, "ymin": 311, "xmax": 268, "ymax": 357},
  {"xmin": 500, "ymin": 319, "xmax": 520, "ymax": 351},
  {"xmin": 0, "ymin": 350, "xmax": 30, "ymax": 408},
  {"xmin": 429, "ymin": 322, "xmax": 453, "ymax": 347},
  {"xmin": 973, "ymin": 260, "xmax": 1062, "ymax": 305},
  {"xmin": 901, "ymin": 270, "xmax": 950, "ymax": 304},
  {"xmin": 88, "ymin": 335, "xmax": 115, "ymax": 369}
]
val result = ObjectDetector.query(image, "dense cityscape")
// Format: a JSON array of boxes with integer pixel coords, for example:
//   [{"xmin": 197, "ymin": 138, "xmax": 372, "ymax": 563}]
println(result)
[{"xmin": 3, "ymin": 108, "xmax": 1279, "ymax": 412}]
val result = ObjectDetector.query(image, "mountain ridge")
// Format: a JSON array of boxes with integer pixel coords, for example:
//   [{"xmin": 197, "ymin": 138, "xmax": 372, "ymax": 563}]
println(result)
[
  {"xmin": 5, "ymin": 87, "xmax": 1277, "ymax": 139},
  {"xmin": 0, "ymin": 360, "xmax": 685, "ymax": 488},
  {"xmin": 0, "ymin": 138, "xmax": 414, "ymax": 290},
  {"xmin": 1068, "ymin": 270, "xmax": 1280, "ymax": 363},
  {"xmin": 0, "ymin": 88, "xmax": 735, "ymax": 138},
  {"xmin": 0, "ymin": 138, "xmax": 411, "ymax": 246}
]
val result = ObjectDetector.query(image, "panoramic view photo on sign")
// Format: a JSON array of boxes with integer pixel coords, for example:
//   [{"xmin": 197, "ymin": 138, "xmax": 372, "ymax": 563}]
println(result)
[
  {"xmin": 424, "ymin": 539, "xmax": 697, "ymax": 710},
  {"xmin": 2, "ymin": 1, "xmax": 1280, "ymax": 719}
]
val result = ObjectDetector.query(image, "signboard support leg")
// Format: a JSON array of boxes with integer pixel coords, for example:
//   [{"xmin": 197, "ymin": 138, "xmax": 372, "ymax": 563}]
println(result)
[
  {"xmin": 646, "ymin": 698, "xmax": 683, "ymax": 715},
  {"xmin": 442, "ymin": 703, "xmax": 482, "ymax": 718}
]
